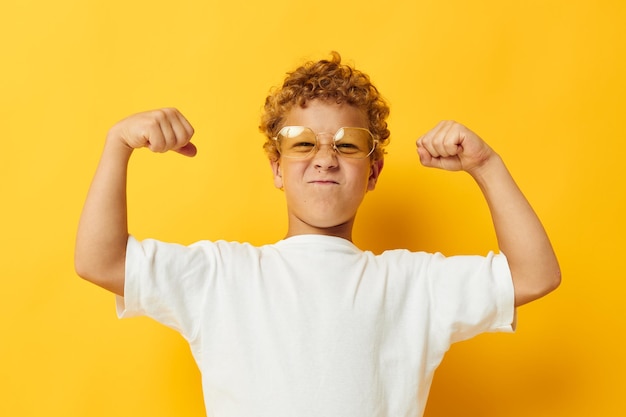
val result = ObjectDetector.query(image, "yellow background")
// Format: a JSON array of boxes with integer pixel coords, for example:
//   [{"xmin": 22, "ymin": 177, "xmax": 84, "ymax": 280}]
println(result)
[{"xmin": 1, "ymin": 0, "xmax": 624, "ymax": 415}]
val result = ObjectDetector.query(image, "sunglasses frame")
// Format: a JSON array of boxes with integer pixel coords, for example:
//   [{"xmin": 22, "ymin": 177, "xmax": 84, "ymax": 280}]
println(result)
[{"xmin": 273, "ymin": 126, "xmax": 378, "ymax": 159}]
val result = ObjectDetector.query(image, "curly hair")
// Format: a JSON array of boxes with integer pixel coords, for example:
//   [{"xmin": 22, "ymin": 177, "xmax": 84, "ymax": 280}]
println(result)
[{"xmin": 260, "ymin": 52, "xmax": 390, "ymax": 161}]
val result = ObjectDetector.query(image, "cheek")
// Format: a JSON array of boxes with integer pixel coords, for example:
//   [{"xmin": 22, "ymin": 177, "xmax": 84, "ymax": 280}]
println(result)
[
  {"xmin": 349, "ymin": 164, "xmax": 373, "ymax": 187},
  {"xmin": 279, "ymin": 162, "xmax": 307, "ymax": 188}
]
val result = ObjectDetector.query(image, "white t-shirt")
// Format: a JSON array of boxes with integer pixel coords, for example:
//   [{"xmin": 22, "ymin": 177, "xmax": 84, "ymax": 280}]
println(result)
[{"xmin": 117, "ymin": 234, "xmax": 515, "ymax": 417}]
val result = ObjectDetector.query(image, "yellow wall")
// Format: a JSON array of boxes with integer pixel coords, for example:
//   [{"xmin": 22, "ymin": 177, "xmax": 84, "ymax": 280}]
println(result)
[{"xmin": 1, "ymin": 0, "xmax": 624, "ymax": 415}]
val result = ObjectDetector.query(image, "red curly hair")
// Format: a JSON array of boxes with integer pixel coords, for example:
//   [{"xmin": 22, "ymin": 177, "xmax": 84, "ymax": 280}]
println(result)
[{"xmin": 260, "ymin": 52, "xmax": 390, "ymax": 161}]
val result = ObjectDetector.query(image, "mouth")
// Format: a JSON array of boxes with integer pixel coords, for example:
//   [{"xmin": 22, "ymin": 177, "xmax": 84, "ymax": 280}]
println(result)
[{"xmin": 309, "ymin": 180, "xmax": 339, "ymax": 185}]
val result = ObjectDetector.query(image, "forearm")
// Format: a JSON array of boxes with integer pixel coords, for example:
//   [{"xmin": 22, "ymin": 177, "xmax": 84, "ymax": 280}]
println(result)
[
  {"xmin": 470, "ymin": 155, "xmax": 561, "ymax": 306},
  {"xmin": 75, "ymin": 138, "xmax": 133, "ymax": 295}
]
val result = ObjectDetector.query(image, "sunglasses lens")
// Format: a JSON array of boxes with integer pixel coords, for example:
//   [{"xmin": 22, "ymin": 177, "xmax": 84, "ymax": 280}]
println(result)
[
  {"xmin": 334, "ymin": 128, "xmax": 374, "ymax": 158},
  {"xmin": 277, "ymin": 127, "xmax": 317, "ymax": 157}
]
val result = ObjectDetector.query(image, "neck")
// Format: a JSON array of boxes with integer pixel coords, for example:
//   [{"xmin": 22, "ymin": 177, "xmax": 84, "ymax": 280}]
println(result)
[{"xmin": 285, "ymin": 216, "xmax": 355, "ymax": 241}]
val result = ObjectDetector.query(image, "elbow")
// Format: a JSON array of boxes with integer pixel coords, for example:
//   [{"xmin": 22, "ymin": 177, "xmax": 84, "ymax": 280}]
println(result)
[
  {"xmin": 75, "ymin": 261, "xmax": 98, "ymax": 285},
  {"xmin": 549, "ymin": 266, "xmax": 562, "ymax": 293},
  {"xmin": 74, "ymin": 252, "xmax": 126, "ymax": 296},
  {"xmin": 74, "ymin": 252, "xmax": 91, "ymax": 282},
  {"xmin": 541, "ymin": 267, "xmax": 563, "ymax": 300},
  {"xmin": 74, "ymin": 245, "xmax": 101, "ymax": 283},
  {"xmin": 542, "ymin": 259, "xmax": 562, "ymax": 295},
  {"xmin": 74, "ymin": 254, "xmax": 102, "ymax": 286},
  {"xmin": 513, "ymin": 264, "xmax": 562, "ymax": 307}
]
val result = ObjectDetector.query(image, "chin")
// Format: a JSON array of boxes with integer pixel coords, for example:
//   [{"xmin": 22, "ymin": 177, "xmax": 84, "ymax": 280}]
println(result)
[{"xmin": 307, "ymin": 215, "xmax": 354, "ymax": 230}]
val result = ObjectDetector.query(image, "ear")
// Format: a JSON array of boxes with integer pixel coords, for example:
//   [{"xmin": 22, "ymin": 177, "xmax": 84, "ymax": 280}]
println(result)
[
  {"xmin": 367, "ymin": 158, "xmax": 384, "ymax": 191},
  {"xmin": 270, "ymin": 158, "xmax": 283, "ymax": 189}
]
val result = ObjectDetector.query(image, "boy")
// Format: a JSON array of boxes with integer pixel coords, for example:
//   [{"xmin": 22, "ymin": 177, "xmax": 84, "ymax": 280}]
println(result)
[{"xmin": 75, "ymin": 52, "xmax": 560, "ymax": 417}]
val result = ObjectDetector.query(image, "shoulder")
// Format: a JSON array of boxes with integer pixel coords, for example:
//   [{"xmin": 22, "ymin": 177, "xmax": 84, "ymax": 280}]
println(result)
[{"xmin": 127, "ymin": 236, "xmax": 269, "ymax": 263}]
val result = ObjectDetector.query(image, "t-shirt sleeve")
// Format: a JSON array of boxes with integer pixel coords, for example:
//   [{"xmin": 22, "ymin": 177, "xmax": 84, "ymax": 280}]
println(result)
[
  {"xmin": 427, "ymin": 251, "xmax": 516, "ymax": 345},
  {"xmin": 115, "ymin": 235, "xmax": 212, "ymax": 342}
]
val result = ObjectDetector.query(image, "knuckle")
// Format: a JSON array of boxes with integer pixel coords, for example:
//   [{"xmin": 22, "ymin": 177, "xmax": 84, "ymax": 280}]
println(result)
[
  {"xmin": 142, "ymin": 115, "xmax": 161, "ymax": 131},
  {"xmin": 152, "ymin": 108, "xmax": 168, "ymax": 121}
]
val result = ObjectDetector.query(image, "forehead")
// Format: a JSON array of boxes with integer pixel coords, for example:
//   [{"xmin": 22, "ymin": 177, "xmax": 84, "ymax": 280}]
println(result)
[{"xmin": 282, "ymin": 100, "xmax": 369, "ymax": 131}]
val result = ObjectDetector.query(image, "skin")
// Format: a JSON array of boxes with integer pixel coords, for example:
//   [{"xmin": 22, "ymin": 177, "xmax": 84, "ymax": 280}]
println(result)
[
  {"xmin": 270, "ymin": 100, "xmax": 383, "ymax": 241},
  {"xmin": 75, "ymin": 105, "xmax": 560, "ymax": 306}
]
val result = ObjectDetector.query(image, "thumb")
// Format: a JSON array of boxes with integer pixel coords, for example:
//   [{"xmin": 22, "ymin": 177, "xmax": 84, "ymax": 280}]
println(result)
[{"xmin": 175, "ymin": 142, "xmax": 198, "ymax": 157}]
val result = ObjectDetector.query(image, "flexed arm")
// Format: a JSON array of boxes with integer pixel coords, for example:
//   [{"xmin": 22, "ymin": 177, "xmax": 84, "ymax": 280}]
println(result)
[
  {"xmin": 417, "ymin": 121, "xmax": 561, "ymax": 306},
  {"xmin": 75, "ymin": 108, "xmax": 196, "ymax": 296}
]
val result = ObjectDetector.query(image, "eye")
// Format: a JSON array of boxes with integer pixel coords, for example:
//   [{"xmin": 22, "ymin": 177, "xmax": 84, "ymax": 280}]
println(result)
[
  {"xmin": 335, "ymin": 142, "xmax": 360, "ymax": 153},
  {"xmin": 292, "ymin": 141, "xmax": 316, "ymax": 149},
  {"xmin": 334, "ymin": 128, "xmax": 374, "ymax": 156},
  {"xmin": 277, "ymin": 126, "xmax": 317, "ymax": 155}
]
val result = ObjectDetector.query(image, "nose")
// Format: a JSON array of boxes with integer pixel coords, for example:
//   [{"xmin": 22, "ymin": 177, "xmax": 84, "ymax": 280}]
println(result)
[{"xmin": 312, "ymin": 139, "xmax": 338, "ymax": 169}]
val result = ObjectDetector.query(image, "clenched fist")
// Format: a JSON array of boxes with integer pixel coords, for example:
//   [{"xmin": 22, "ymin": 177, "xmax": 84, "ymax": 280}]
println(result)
[
  {"xmin": 416, "ymin": 121, "xmax": 495, "ymax": 174},
  {"xmin": 107, "ymin": 108, "xmax": 197, "ymax": 157}
]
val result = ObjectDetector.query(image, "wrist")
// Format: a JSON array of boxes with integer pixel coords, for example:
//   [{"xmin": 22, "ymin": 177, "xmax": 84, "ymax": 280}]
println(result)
[
  {"xmin": 467, "ymin": 152, "xmax": 506, "ymax": 187},
  {"xmin": 104, "ymin": 131, "xmax": 134, "ymax": 160}
]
